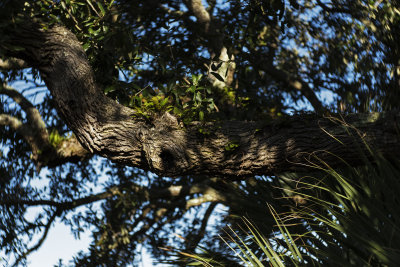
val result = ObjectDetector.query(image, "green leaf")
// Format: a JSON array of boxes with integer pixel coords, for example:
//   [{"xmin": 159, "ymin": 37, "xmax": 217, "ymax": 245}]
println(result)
[
  {"xmin": 104, "ymin": 85, "xmax": 115, "ymax": 94},
  {"xmin": 97, "ymin": 2, "xmax": 106, "ymax": 16},
  {"xmin": 160, "ymin": 97, "xmax": 169, "ymax": 107},
  {"xmin": 88, "ymin": 27, "xmax": 101, "ymax": 36},
  {"xmin": 195, "ymin": 92, "xmax": 202, "ymax": 102},
  {"xmin": 208, "ymin": 102, "xmax": 215, "ymax": 111},
  {"xmin": 186, "ymin": 85, "xmax": 196, "ymax": 93},
  {"xmin": 49, "ymin": 14, "xmax": 60, "ymax": 22},
  {"xmin": 60, "ymin": 1, "xmax": 67, "ymax": 10},
  {"xmin": 82, "ymin": 42, "xmax": 90, "ymax": 51},
  {"xmin": 199, "ymin": 111, "xmax": 204, "ymax": 121},
  {"xmin": 173, "ymin": 107, "xmax": 182, "ymax": 116},
  {"xmin": 192, "ymin": 74, "xmax": 202, "ymax": 86}
]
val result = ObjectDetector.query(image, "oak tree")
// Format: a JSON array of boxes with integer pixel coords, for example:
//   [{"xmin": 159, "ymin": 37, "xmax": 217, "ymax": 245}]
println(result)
[{"xmin": 1, "ymin": 0, "xmax": 400, "ymax": 265}]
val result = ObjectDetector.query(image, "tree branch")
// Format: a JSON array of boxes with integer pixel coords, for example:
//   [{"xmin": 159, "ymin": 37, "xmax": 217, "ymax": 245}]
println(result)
[
  {"xmin": 0, "ymin": 113, "xmax": 25, "ymax": 133},
  {"xmin": 12, "ymin": 209, "xmax": 58, "ymax": 267},
  {"xmin": 0, "ymin": 186, "xmax": 120, "ymax": 210},
  {"xmin": 185, "ymin": 202, "xmax": 217, "ymax": 250},
  {"xmin": 248, "ymin": 54, "xmax": 325, "ymax": 113},
  {"xmin": 0, "ymin": 112, "xmax": 50, "ymax": 163},
  {"xmin": 0, "ymin": 181, "xmax": 227, "ymax": 210},
  {"xmin": 267, "ymin": 65, "xmax": 324, "ymax": 113},
  {"xmin": 0, "ymin": 57, "xmax": 28, "ymax": 70},
  {"xmin": 5, "ymin": 23, "xmax": 400, "ymax": 178},
  {"xmin": 0, "ymin": 82, "xmax": 91, "ymax": 167},
  {"xmin": 185, "ymin": 187, "xmax": 226, "ymax": 209},
  {"xmin": 0, "ymin": 82, "xmax": 48, "ymax": 139},
  {"xmin": 184, "ymin": 0, "xmax": 236, "ymax": 89},
  {"xmin": 185, "ymin": 0, "xmax": 211, "ymax": 32}
]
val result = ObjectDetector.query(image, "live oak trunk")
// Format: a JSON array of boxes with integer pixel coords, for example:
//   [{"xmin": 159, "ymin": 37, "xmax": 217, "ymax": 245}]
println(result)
[{"xmin": 6, "ymin": 23, "xmax": 400, "ymax": 178}]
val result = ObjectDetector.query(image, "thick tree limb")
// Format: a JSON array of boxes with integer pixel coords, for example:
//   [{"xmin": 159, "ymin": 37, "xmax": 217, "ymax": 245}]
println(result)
[{"xmin": 6, "ymin": 23, "xmax": 400, "ymax": 178}]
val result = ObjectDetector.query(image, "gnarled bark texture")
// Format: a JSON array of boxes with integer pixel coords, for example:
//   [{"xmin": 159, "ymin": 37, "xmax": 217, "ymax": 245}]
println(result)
[{"xmin": 6, "ymin": 23, "xmax": 400, "ymax": 178}]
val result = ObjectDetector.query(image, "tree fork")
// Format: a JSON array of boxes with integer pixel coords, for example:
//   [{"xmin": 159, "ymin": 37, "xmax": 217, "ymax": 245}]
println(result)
[{"xmin": 5, "ymin": 23, "xmax": 400, "ymax": 177}]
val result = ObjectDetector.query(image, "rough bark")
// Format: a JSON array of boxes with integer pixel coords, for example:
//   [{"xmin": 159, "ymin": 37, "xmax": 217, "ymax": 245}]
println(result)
[{"xmin": 5, "ymin": 23, "xmax": 400, "ymax": 178}]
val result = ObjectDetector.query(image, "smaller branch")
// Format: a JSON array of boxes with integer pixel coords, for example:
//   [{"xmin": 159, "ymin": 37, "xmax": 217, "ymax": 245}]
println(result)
[
  {"xmin": 12, "ymin": 209, "xmax": 58, "ymax": 267},
  {"xmin": 132, "ymin": 207, "xmax": 169, "ymax": 242},
  {"xmin": 0, "ymin": 186, "xmax": 120, "ymax": 210},
  {"xmin": 0, "ymin": 114, "xmax": 25, "ymax": 133},
  {"xmin": 184, "ymin": 0, "xmax": 236, "ymax": 89},
  {"xmin": 149, "ymin": 183, "xmax": 212, "ymax": 199},
  {"xmin": 0, "ymin": 83, "xmax": 47, "ymax": 134},
  {"xmin": 0, "ymin": 182, "xmax": 223, "ymax": 210},
  {"xmin": 85, "ymin": 0, "xmax": 101, "ymax": 17},
  {"xmin": 0, "ymin": 113, "xmax": 48, "ymax": 158},
  {"xmin": 64, "ymin": 187, "xmax": 119, "ymax": 209},
  {"xmin": 60, "ymin": 0, "xmax": 82, "ymax": 31},
  {"xmin": 178, "ymin": 182, "xmax": 228, "ymax": 209},
  {"xmin": 186, "ymin": 202, "xmax": 217, "ymax": 250},
  {"xmin": 185, "ymin": 193, "xmax": 224, "ymax": 209},
  {"xmin": 206, "ymin": 0, "xmax": 216, "ymax": 14},
  {"xmin": 0, "ymin": 57, "xmax": 28, "ymax": 70},
  {"xmin": 255, "ymin": 62, "xmax": 325, "ymax": 113},
  {"xmin": 185, "ymin": 0, "xmax": 211, "ymax": 32},
  {"xmin": 0, "ymin": 82, "xmax": 91, "ymax": 167}
]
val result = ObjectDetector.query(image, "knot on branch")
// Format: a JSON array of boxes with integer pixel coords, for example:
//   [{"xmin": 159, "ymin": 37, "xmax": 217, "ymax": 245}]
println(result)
[
  {"xmin": 141, "ymin": 114, "xmax": 189, "ymax": 176},
  {"xmin": 142, "ymin": 141, "xmax": 190, "ymax": 176}
]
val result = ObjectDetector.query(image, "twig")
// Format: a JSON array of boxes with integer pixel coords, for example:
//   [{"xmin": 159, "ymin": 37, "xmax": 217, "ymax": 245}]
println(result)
[{"xmin": 12, "ymin": 209, "xmax": 59, "ymax": 266}]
